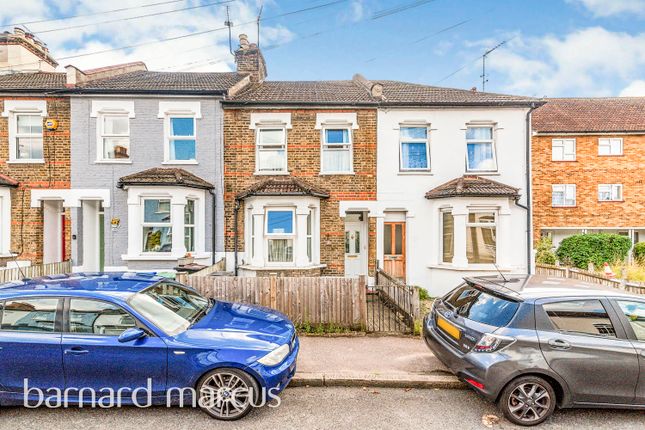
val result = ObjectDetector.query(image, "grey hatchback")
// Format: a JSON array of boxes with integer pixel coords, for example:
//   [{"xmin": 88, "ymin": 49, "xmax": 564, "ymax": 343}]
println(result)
[{"xmin": 423, "ymin": 274, "xmax": 645, "ymax": 426}]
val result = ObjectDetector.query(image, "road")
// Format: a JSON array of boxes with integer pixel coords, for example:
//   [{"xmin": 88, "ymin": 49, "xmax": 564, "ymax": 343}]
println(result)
[{"xmin": 0, "ymin": 387, "xmax": 642, "ymax": 430}]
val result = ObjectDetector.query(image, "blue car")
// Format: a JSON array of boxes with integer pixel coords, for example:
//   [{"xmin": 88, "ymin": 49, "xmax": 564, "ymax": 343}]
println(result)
[{"xmin": 0, "ymin": 273, "xmax": 299, "ymax": 420}]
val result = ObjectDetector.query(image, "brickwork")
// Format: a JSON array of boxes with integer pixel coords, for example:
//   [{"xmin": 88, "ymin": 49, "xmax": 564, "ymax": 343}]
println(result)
[
  {"xmin": 0, "ymin": 97, "xmax": 71, "ymax": 264},
  {"xmin": 532, "ymin": 134, "xmax": 645, "ymax": 240},
  {"xmin": 223, "ymin": 108, "xmax": 377, "ymax": 276}
]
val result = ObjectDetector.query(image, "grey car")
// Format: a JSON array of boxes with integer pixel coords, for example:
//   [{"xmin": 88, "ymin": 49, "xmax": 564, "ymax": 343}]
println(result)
[{"xmin": 423, "ymin": 274, "xmax": 645, "ymax": 426}]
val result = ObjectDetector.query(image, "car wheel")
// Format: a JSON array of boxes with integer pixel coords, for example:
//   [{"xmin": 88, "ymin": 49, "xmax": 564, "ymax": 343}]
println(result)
[
  {"xmin": 197, "ymin": 368, "xmax": 260, "ymax": 421},
  {"xmin": 498, "ymin": 376, "xmax": 556, "ymax": 426}
]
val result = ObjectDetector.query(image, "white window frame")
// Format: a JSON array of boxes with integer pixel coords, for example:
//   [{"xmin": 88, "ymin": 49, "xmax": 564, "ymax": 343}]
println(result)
[
  {"xmin": 399, "ymin": 125, "xmax": 431, "ymax": 171},
  {"xmin": 2, "ymin": 100, "xmax": 47, "ymax": 163},
  {"xmin": 141, "ymin": 198, "xmax": 173, "ymax": 254},
  {"xmin": 552, "ymin": 138, "xmax": 576, "ymax": 161},
  {"xmin": 264, "ymin": 208, "xmax": 296, "ymax": 265},
  {"xmin": 165, "ymin": 114, "xmax": 197, "ymax": 163},
  {"xmin": 306, "ymin": 209, "xmax": 314, "ymax": 263},
  {"xmin": 598, "ymin": 137, "xmax": 623, "ymax": 156},
  {"xmin": 598, "ymin": 184, "xmax": 623, "ymax": 202},
  {"xmin": 465, "ymin": 124, "xmax": 498, "ymax": 172},
  {"xmin": 552, "ymin": 184, "xmax": 577, "ymax": 207},
  {"xmin": 320, "ymin": 125, "xmax": 354, "ymax": 174},
  {"xmin": 466, "ymin": 210, "xmax": 498, "ymax": 265},
  {"xmin": 97, "ymin": 113, "xmax": 131, "ymax": 162},
  {"xmin": 255, "ymin": 126, "xmax": 288, "ymax": 174},
  {"xmin": 440, "ymin": 209, "xmax": 454, "ymax": 264},
  {"xmin": 158, "ymin": 101, "xmax": 201, "ymax": 165},
  {"xmin": 184, "ymin": 199, "xmax": 196, "ymax": 253}
]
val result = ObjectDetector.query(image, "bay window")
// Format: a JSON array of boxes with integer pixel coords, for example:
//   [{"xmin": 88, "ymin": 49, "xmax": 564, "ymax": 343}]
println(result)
[
  {"xmin": 266, "ymin": 209, "xmax": 295, "ymax": 263},
  {"xmin": 100, "ymin": 114, "xmax": 130, "ymax": 159},
  {"xmin": 142, "ymin": 199, "xmax": 172, "ymax": 253},
  {"xmin": 307, "ymin": 209, "xmax": 313, "ymax": 262},
  {"xmin": 400, "ymin": 126, "xmax": 430, "ymax": 171},
  {"xmin": 256, "ymin": 128, "xmax": 287, "ymax": 173},
  {"xmin": 184, "ymin": 199, "xmax": 195, "ymax": 252},
  {"xmin": 321, "ymin": 128, "xmax": 352, "ymax": 173},
  {"xmin": 466, "ymin": 212, "xmax": 496, "ymax": 264},
  {"xmin": 466, "ymin": 125, "xmax": 497, "ymax": 171},
  {"xmin": 441, "ymin": 211, "xmax": 454, "ymax": 263}
]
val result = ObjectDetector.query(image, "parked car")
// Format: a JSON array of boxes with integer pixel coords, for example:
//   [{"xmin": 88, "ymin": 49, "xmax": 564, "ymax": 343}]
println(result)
[
  {"xmin": 0, "ymin": 273, "xmax": 299, "ymax": 420},
  {"xmin": 423, "ymin": 274, "xmax": 645, "ymax": 426}
]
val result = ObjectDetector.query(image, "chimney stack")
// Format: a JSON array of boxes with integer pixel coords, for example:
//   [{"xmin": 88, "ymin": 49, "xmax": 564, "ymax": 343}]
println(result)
[
  {"xmin": 234, "ymin": 33, "xmax": 267, "ymax": 83},
  {"xmin": 0, "ymin": 27, "xmax": 58, "ymax": 73}
]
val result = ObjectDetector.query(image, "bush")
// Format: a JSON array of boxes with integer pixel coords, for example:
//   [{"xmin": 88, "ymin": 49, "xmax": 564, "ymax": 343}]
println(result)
[
  {"xmin": 556, "ymin": 233, "xmax": 631, "ymax": 269},
  {"xmin": 633, "ymin": 242, "xmax": 645, "ymax": 263},
  {"xmin": 418, "ymin": 287, "xmax": 430, "ymax": 301},
  {"xmin": 535, "ymin": 236, "xmax": 556, "ymax": 265}
]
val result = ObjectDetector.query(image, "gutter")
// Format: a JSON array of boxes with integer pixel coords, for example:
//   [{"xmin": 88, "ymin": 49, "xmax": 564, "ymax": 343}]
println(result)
[
  {"xmin": 519, "ymin": 103, "xmax": 538, "ymax": 274},
  {"xmin": 208, "ymin": 189, "xmax": 217, "ymax": 266}
]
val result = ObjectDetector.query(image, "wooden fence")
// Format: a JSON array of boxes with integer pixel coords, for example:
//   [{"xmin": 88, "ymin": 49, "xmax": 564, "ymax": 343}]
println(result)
[
  {"xmin": 535, "ymin": 264, "xmax": 645, "ymax": 295},
  {"xmin": 183, "ymin": 275, "xmax": 367, "ymax": 329},
  {"xmin": 0, "ymin": 260, "xmax": 72, "ymax": 283}
]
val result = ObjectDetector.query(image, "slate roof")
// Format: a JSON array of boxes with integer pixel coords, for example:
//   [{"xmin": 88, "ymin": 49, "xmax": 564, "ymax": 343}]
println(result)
[
  {"xmin": 425, "ymin": 175, "xmax": 519, "ymax": 199},
  {"xmin": 0, "ymin": 173, "xmax": 19, "ymax": 187},
  {"xmin": 0, "ymin": 72, "xmax": 66, "ymax": 91},
  {"xmin": 532, "ymin": 97, "xmax": 645, "ymax": 133},
  {"xmin": 78, "ymin": 70, "xmax": 249, "ymax": 94},
  {"xmin": 236, "ymin": 177, "xmax": 330, "ymax": 199},
  {"xmin": 118, "ymin": 168, "xmax": 213, "ymax": 190},
  {"xmin": 227, "ymin": 77, "xmax": 539, "ymax": 106}
]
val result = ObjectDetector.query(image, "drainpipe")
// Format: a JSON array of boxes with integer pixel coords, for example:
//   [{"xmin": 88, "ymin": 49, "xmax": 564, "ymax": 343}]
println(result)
[
  {"xmin": 520, "ymin": 103, "xmax": 538, "ymax": 274},
  {"xmin": 208, "ymin": 189, "xmax": 216, "ymax": 265},
  {"xmin": 233, "ymin": 198, "xmax": 241, "ymax": 276}
]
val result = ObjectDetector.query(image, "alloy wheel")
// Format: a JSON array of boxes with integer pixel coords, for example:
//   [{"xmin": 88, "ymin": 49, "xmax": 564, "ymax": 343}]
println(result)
[
  {"xmin": 507, "ymin": 382, "xmax": 552, "ymax": 424},
  {"xmin": 199, "ymin": 371, "xmax": 253, "ymax": 419}
]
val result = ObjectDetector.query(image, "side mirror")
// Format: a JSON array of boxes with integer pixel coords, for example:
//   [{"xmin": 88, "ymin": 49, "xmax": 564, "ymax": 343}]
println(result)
[{"xmin": 117, "ymin": 327, "xmax": 146, "ymax": 343}]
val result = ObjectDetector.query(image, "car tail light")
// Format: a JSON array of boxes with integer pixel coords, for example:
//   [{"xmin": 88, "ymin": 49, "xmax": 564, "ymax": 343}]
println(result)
[
  {"xmin": 465, "ymin": 378, "xmax": 485, "ymax": 390},
  {"xmin": 473, "ymin": 333, "xmax": 516, "ymax": 353}
]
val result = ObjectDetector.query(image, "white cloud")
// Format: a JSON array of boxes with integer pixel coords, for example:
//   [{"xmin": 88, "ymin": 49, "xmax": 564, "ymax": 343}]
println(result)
[
  {"xmin": 467, "ymin": 27, "xmax": 645, "ymax": 97},
  {"xmin": 568, "ymin": 0, "xmax": 645, "ymax": 17},
  {"xmin": 620, "ymin": 80, "xmax": 645, "ymax": 96},
  {"xmin": 1, "ymin": 0, "xmax": 294, "ymax": 72}
]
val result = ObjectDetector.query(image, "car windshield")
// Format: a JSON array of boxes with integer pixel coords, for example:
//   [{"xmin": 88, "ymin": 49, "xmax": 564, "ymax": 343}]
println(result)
[
  {"xmin": 443, "ymin": 283, "xmax": 519, "ymax": 327},
  {"xmin": 128, "ymin": 282, "xmax": 211, "ymax": 336}
]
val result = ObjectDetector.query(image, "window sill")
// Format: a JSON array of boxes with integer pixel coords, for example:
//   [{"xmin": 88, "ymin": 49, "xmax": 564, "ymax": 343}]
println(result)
[
  {"xmin": 398, "ymin": 171, "xmax": 433, "ymax": 176},
  {"xmin": 598, "ymin": 200, "xmax": 624, "ymax": 203},
  {"xmin": 254, "ymin": 171, "xmax": 290, "ymax": 176},
  {"xmin": 466, "ymin": 171, "xmax": 499, "ymax": 176},
  {"xmin": 428, "ymin": 263, "xmax": 511, "ymax": 272},
  {"xmin": 162, "ymin": 160, "xmax": 198, "ymax": 165},
  {"xmin": 551, "ymin": 159, "xmax": 577, "ymax": 162},
  {"xmin": 95, "ymin": 160, "xmax": 132, "ymax": 164},
  {"xmin": 319, "ymin": 172, "xmax": 355, "ymax": 176},
  {"xmin": 7, "ymin": 159, "xmax": 45, "ymax": 164},
  {"xmin": 552, "ymin": 205, "xmax": 577, "ymax": 208},
  {"xmin": 121, "ymin": 252, "xmax": 211, "ymax": 261},
  {"xmin": 598, "ymin": 154, "xmax": 624, "ymax": 157}
]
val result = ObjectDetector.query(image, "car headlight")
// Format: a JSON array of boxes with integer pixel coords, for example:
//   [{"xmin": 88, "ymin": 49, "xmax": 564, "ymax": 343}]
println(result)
[{"xmin": 257, "ymin": 344, "xmax": 290, "ymax": 366}]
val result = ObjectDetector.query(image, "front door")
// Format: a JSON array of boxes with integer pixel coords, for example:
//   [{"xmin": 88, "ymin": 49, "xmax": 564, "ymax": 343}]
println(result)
[
  {"xmin": 344, "ymin": 213, "xmax": 367, "ymax": 278},
  {"xmin": 537, "ymin": 298, "xmax": 640, "ymax": 405},
  {"xmin": 383, "ymin": 222, "xmax": 406, "ymax": 281},
  {"xmin": 62, "ymin": 298, "xmax": 167, "ymax": 401},
  {"xmin": 43, "ymin": 200, "xmax": 64, "ymax": 264}
]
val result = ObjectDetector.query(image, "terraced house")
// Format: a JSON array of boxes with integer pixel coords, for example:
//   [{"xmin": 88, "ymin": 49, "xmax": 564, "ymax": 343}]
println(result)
[
  {"xmin": 532, "ymin": 97, "xmax": 645, "ymax": 249},
  {"xmin": 0, "ymin": 29, "xmax": 71, "ymax": 268}
]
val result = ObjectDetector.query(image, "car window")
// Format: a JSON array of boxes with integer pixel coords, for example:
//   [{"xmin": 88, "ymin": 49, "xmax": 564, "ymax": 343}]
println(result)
[
  {"xmin": 443, "ymin": 283, "xmax": 519, "ymax": 327},
  {"xmin": 69, "ymin": 299, "xmax": 137, "ymax": 336},
  {"xmin": 1, "ymin": 298, "xmax": 58, "ymax": 332},
  {"xmin": 543, "ymin": 299, "xmax": 616, "ymax": 337},
  {"xmin": 616, "ymin": 300, "xmax": 645, "ymax": 342}
]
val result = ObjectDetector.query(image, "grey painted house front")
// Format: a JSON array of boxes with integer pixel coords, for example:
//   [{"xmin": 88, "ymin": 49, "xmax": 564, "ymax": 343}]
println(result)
[{"xmin": 68, "ymin": 67, "xmax": 250, "ymax": 272}]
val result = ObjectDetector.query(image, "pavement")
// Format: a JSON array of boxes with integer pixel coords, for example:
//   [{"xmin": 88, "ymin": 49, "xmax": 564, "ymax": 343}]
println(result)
[
  {"xmin": 1, "ymin": 387, "xmax": 640, "ymax": 430},
  {"xmin": 292, "ymin": 335, "xmax": 463, "ymax": 389}
]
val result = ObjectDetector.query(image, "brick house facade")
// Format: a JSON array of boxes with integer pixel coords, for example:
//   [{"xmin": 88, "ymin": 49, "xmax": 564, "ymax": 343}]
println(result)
[
  {"xmin": 0, "ymin": 84, "xmax": 71, "ymax": 266},
  {"xmin": 532, "ymin": 97, "xmax": 645, "ymax": 249}
]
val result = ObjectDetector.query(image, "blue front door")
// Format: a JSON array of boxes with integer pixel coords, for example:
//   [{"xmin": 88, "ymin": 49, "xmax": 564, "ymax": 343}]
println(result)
[
  {"xmin": 61, "ymin": 298, "xmax": 167, "ymax": 403},
  {"xmin": 0, "ymin": 297, "xmax": 64, "ymax": 398}
]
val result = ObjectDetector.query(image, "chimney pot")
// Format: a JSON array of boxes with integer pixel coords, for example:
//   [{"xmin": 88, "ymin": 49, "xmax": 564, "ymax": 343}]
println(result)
[
  {"xmin": 470, "ymin": 87, "xmax": 477, "ymax": 92},
  {"xmin": 235, "ymin": 33, "xmax": 266, "ymax": 82},
  {"xmin": 239, "ymin": 33, "xmax": 250, "ymax": 49}
]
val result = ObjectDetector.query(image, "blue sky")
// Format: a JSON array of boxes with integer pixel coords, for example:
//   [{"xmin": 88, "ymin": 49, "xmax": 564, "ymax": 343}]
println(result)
[{"xmin": 3, "ymin": 0, "xmax": 645, "ymax": 97}]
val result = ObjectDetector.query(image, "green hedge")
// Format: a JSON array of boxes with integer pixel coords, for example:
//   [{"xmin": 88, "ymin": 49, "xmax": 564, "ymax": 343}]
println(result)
[
  {"xmin": 634, "ymin": 242, "xmax": 645, "ymax": 263},
  {"xmin": 556, "ymin": 233, "xmax": 631, "ymax": 269}
]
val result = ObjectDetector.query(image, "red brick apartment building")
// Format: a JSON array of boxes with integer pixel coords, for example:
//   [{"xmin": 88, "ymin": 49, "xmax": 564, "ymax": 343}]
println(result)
[{"xmin": 532, "ymin": 97, "xmax": 645, "ymax": 248}]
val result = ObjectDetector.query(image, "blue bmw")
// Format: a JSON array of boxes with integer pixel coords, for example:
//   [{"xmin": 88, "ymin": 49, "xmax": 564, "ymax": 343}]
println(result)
[{"xmin": 0, "ymin": 272, "xmax": 299, "ymax": 420}]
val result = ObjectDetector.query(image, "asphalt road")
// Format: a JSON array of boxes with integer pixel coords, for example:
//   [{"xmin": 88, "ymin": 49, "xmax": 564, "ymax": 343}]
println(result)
[{"xmin": 0, "ymin": 387, "xmax": 642, "ymax": 430}]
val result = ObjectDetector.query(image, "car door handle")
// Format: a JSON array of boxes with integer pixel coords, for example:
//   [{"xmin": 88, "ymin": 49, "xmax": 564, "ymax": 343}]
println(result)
[
  {"xmin": 548, "ymin": 339, "xmax": 571, "ymax": 350},
  {"xmin": 64, "ymin": 347, "xmax": 89, "ymax": 355}
]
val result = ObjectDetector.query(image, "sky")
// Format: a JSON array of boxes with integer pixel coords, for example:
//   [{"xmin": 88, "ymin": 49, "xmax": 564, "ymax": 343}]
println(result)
[{"xmin": 2, "ymin": 0, "xmax": 645, "ymax": 98}]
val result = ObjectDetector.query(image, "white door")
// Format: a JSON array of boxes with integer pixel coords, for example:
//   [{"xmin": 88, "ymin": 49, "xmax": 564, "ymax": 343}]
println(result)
[
  {"xmin": 43, "ymin": 200, "xmax": 64, "ymax": 264},
  {"xmin": 344, "ymin": 213, "xmax": 367, "ymax": 277}
]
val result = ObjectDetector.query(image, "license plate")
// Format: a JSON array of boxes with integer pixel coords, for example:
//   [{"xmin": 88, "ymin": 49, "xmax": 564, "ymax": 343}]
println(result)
[{"xmin": 436, "ymin": 315, "xmax": 461, "ymax": 340}]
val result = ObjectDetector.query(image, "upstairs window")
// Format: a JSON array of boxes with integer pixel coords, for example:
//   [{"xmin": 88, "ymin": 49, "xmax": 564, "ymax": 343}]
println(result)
[
  {"xmin": 15, "ymin": 114, "xmax": 44, "ymax": 160},
  {"xmin": 552, "ymin": 138, "xmax": 576, "ymax": 161},
  {"xmin": 142, "ymin": 199, "xmax": 172, "ymax": 253},
  {"xmin": 552, "ymin": 184, "xmax": 576, "ymax": 207},
  {"xmin": 466, "ymin": 126, "xmax": 497, "ymax": 171},
  {"xmin": 168, "ymin": 117, "xmax": 196, "ymax": 161},
  {"xmin": 321, "ymin": 128, "xmax": 352, "ymax": 173},
  {"xmin": 598, "ymin": 184, "xmax": 623, "ymax": 201},
  {"xmin": 100, "ymin": 114, "xmax": 130, "ymax": 160},
  {"xmin": 256, "ymin": 128, "xmax": 287, "ymax": 173},
  {"xmin": 400, "ymin": 126, "xmax": 430, "ymax": 171},
  {"xmin": 598, "ymin": 138, "xmax": 623, "ymax": 156}
]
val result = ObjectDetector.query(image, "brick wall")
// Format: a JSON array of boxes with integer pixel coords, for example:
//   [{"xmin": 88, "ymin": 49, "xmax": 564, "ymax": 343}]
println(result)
[
  {"xmin": 223, "ymin": 108, "xmax": 377, "ymax": 276},
  {"xmin": 0, "ymin": 97, "xmax": 71, "ymax": 264},
  {"xmin": 532, "ymin": 134, "xmax": 645, "ymax": 240}
]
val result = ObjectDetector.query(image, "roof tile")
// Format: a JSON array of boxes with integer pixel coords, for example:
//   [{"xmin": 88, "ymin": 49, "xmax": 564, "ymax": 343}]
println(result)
[
  {"xmin": 0, "ymin": 72, "xmax": 66, "ymax": 91},
  {"xmin": 118, "ymin": 168, "xmax": 213, "ymax": 190},
  {"xmin": 236, "ymin": 177, "xmax": 330, "ymax": 199},
  {"xmin": 425, "ymin": 175, "xmax": 519, "ymax": 199}
]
